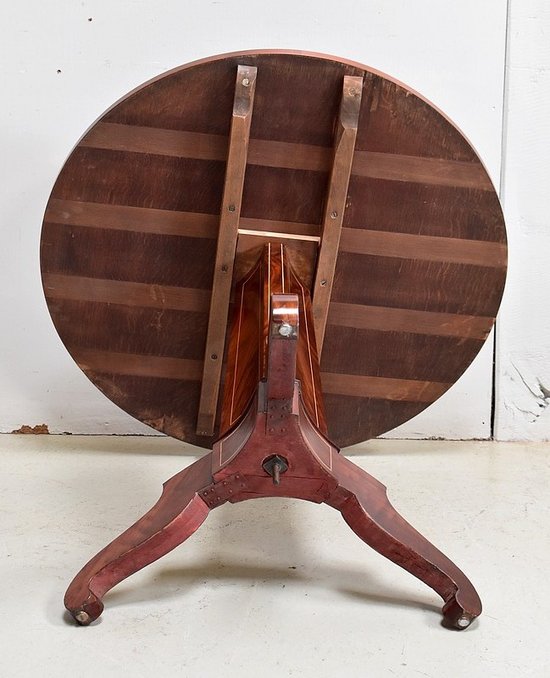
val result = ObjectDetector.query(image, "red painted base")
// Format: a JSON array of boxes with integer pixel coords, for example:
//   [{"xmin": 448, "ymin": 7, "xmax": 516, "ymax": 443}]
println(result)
[
  {"xmin": 64, "ymin": 251, "xmax": 481, "ymax": 630},
  {"xmin": 64, "ymin": 384, "xmax": 481, "ymax": 630}
]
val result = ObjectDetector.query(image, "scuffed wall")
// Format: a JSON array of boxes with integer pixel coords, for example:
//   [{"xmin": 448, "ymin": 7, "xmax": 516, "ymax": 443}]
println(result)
[{"xmin": 494, "ymin": 1, "xmax": 550, "ymax": 440}]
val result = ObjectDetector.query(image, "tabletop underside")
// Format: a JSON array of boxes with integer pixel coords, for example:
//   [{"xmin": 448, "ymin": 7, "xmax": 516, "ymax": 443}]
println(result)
[{"xmin": 40, "ymin": 51, "xmax": 507, "ymax": 448}]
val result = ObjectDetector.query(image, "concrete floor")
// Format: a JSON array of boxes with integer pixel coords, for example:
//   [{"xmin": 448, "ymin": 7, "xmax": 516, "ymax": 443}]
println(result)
[{"xmin": 0, "ymin": 435, "xmax": 548, "ymax": 677}]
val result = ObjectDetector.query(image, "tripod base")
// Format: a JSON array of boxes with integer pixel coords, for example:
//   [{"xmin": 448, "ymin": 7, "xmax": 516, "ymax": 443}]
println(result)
[
  {"xmin": 65, "ymin": 389, "xmax": 481, "ymax": 630},
  {"xmin": 65, "ymin": 248, "xmax": 481, "ymax": 630}
]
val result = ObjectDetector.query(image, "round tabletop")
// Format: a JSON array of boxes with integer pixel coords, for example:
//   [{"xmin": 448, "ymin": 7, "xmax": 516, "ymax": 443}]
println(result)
[{"xmin": 40, "ymin": 50, "xmax": 507, "ymax": 448}]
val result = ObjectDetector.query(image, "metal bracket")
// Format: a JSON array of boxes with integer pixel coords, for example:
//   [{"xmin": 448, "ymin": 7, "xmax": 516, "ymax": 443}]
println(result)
[{"xmin": 199, "ymin": 472, "xmax": 248, "ymax": 509}]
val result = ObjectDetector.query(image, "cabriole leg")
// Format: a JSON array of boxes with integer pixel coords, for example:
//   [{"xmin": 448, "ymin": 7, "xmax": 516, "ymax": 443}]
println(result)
[
  {"xmin": 64, "ymin": 454, "xmax": 212, "ymax": 624},
  {"xmin": 326, "ymin": 454, "xmax": 481, "ymax": 629}
]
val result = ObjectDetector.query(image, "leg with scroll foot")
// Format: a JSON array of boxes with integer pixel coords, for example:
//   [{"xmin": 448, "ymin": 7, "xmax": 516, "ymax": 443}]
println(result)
[
  {"xmin": 64, "ymin": 453, "xmax": 213, "ymax": 625},
  {"xmin": 326, "ymin": 453, "xmax": 481, "ymax": 630}
]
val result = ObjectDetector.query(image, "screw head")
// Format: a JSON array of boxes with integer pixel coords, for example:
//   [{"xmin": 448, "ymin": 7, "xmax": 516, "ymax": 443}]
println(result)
[
  {"xmin": 75, "ymin": 610, "xmax": 90, "ymax": 624},
  {"xmin": 330, "ymin": 210, "xmax": 338, "ymax": 219},
  {"xmin": 228, "ymin": 204, "xmax": 236, "ymax": 212},
  {"xmin": 278, "ymin": 322, "xmax": 293, "ymax": 337},
  {"xmin": 320, "ymin": 279, "xmax": 327, "ymax": 287},
  {"xmin": 242, "ymin": 77, "xmax": 250, "ymax": 87},
  {"xmin": 211, "ymin": 353, "xmax": 218, "ymax": 360}
]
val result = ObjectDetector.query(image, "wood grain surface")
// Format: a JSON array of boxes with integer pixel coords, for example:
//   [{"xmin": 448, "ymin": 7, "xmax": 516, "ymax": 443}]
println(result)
[
  {"xmin": 219, "ymin": 244, "xmax": 327, "ymax": 438},
  {"xmin": 40, "ymin": 50, "xmax": 507, "ymax": 448}
]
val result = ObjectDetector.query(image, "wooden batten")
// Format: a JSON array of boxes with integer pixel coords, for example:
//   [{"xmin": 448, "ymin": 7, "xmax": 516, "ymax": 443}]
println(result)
[
  {"xmin": 80, "ymin": 122, "xmax": 493, "ymax": 190},
  {"xmin": 312, "ymin": 75, "xmax": 363, "ymax": 352},
  {"xmin": 196, "ymin": 65, "xmax": 257, "ymax": 436}
]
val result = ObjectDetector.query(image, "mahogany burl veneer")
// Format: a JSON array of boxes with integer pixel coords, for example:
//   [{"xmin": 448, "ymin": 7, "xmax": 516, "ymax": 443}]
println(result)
[{"xmin": 40, "ymin": 51, "xmax": 507, "ymax": 630}]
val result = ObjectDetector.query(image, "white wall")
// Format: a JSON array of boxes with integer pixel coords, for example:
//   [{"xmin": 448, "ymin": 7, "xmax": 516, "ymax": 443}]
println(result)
[
  {"xmin": 0, "ymin": 1, "xmax": 515, "ymax": 439},
  {"xmin": 494, "ymin": 1, "xmax": 550, "ymax": 441}
]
